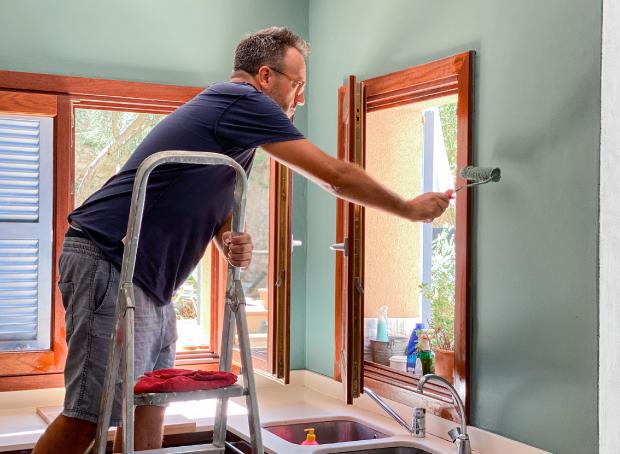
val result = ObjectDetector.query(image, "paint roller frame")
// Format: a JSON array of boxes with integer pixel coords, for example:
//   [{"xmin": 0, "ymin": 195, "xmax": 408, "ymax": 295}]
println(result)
[{"xmin": 454, "ymin": 166, "xmax": 501, "ymax": 193}]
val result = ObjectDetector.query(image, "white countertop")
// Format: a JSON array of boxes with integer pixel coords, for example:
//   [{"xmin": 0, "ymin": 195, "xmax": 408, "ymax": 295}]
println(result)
[{"xmin": 0, "ymin": 370, "xmax": 549, "ymax": 454}]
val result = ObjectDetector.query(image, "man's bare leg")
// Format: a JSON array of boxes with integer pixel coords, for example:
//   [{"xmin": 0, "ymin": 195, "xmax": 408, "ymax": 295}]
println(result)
[
  {"xmin": 32, "ymin": 414, "xmax": 96, "ymax": 454},
  {"xmin": 113, "ymin": 405, "xmax": 166, "ymax": 452}
]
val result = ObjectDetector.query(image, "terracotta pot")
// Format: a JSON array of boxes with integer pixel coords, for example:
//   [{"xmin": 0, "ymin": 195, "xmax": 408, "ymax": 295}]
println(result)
[{"xmin": 434, "ymin": 348, "xmax": 455, "ymax": 383}]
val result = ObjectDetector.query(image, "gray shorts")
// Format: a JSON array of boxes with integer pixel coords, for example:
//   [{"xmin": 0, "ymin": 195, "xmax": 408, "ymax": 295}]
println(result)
[{"xmin": 59, "ymin": 237, "xmax": 177, "ymax": 426}]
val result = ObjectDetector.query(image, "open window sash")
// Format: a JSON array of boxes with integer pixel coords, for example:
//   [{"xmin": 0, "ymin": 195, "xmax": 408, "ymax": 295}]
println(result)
[
  {"xmin": 270, "ymin": 160, "xmax": 293, "ymax": 382},
  {"xmin": 335, "ymin": 53, "xmax": 473, "ymax": 414},
  {"xmin": 230, "ymin": 159, "xmax": 292, "ymax": 383},
  {"xmin": 335, "ymin": 76, "xmax": 364, "ymax": 404}
]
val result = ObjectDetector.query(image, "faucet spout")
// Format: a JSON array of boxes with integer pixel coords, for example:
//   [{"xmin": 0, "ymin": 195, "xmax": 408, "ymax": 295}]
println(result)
[
  {"xmin": 417, "ymin": 374, "xmax": 470, "ymax": 454},
  {"xmin": 363, "ymin": 387, "xmax": 412, "ymax": 434}
]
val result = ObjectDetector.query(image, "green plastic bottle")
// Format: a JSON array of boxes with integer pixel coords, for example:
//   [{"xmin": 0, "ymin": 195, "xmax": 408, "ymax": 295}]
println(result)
[{"xmin": 416, "ymin": 334, "xmax": 433, "ymax": 376}]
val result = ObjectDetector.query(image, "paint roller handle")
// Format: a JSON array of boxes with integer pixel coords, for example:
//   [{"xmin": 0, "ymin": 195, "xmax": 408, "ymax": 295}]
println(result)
[{"xmin": 450, "ymin": 166, "xmax": 501, "ymax": 197}]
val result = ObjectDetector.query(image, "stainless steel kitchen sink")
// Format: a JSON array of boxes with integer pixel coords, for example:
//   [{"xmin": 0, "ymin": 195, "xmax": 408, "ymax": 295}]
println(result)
[
  {"xmin": 325, "ymin": 447, "xmax": 433, "ymax": 454},
  {"xmin": 264, "ymin": 419, "xmax": 389, "ymax": 444}
]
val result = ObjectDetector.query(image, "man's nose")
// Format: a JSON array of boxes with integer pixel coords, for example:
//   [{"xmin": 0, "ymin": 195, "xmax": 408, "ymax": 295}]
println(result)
[{"xmin": 295, "ymin": 90, "xmax": 305, "ymax": 106}]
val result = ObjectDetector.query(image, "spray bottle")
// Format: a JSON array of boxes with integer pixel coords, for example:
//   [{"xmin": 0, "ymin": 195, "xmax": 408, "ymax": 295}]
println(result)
[
  {"xmin": 406, "ymin": 323, "xmax": 425, "ymax": 372},
  {"xmin": 376, "ymin": 305, "xmax": 389, "ymax": 342}
]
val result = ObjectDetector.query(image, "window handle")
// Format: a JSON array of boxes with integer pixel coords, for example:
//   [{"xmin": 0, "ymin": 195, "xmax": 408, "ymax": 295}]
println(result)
[
  {"xmin": 275, "ymin": 270, "xmax": 285, "ymax": 288},
  {"xmin": 292, "ymin": 236, "xmax": 302, "ymax": 248},
  {"xmin": 329, "ymin": 238, "xmax": 349, "ymax": 255},
  {"xmin": 354, "ymin": 278, "xmax": 364, "ymax": 295},
  {"xmin": 330, "ymin": 242, "xmax": 345, "ymax": 251}
]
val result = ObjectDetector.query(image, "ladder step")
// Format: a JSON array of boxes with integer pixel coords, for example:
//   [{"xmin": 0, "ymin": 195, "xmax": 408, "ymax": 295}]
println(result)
[
  {"xmin": 133, "ymin": 443, "xmax": 225, "ymax": 453},
  {"xmin": 134, "ymin": 384, "xmax": 246, "ymax": 406}
]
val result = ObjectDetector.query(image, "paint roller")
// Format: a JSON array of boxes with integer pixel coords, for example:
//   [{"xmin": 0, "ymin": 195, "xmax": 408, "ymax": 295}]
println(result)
[{"xmin": 446, "ymin": 166, "xmax": 501, "ymax": 198}]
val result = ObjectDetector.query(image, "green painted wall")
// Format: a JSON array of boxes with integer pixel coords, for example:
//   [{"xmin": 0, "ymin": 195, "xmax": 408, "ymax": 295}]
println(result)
[
  {"xmin": 1, "ymin": 0, "xmax": 603, "ymax": 451},
  {"xmin": 0, "ymin": 0, "xmax": 309, "ymax": 369},
  {"xmin": 305, "ymin": 1, "xmax": 600, "ymax": 453}
]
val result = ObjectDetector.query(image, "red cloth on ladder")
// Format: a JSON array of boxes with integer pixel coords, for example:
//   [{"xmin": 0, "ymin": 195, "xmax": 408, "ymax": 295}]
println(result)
[{"xmin": 134, "ymin": 368, "xmax": 237, "ymax": 394}]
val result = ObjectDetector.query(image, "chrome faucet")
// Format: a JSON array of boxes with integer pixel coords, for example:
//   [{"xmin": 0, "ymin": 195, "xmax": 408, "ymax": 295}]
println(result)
[
  {"xmin": 417, "ymin": 374, "xmax": 471, "ymax": 454},
  {"xmin": 363, "ymin": 387, "xmax": 425, "ymax": 437}
]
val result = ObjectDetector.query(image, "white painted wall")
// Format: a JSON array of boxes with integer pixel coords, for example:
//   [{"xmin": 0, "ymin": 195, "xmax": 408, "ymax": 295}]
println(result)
[{"xmin": 600, "ymin": 0, "xmax": 620, "ymax": 452}]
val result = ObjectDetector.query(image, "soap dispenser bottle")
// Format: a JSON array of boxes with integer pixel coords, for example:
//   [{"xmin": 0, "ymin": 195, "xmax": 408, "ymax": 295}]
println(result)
[
  {"xmin": 414, "ymin": 333, "xmax": 433, "ymax": 376},
  {"xmin": 301, "ymin": 427, "xmax": 319, "ymax": 445},
  {"xmin": 376, "ymin": 305, "xmax": 389, "ymax": 342}
]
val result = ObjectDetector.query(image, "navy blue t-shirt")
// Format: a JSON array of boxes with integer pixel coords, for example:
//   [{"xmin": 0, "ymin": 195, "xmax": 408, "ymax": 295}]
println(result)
[{"xmin": 69, "ymin": 82, "xmax": 304, "ymax": 305}]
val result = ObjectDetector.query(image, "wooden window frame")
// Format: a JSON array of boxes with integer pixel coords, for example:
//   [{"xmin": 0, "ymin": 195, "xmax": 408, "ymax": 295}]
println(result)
[
  {"xmin": 335, "ymin": 52, "xmax": 473, "ymax": 419},
  {"xmin": 229, "ymin": 158, "xmax": 292, "ymax": 383},
  {"xmin": 0, "ymin": 70, "xmax": 294, "ymax": 390}
]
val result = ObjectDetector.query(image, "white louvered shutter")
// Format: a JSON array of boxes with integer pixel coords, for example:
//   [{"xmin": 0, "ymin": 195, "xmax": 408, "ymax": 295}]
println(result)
[{"xmin": 0, "ymin": 115, "xmax": 53, "ymax": 351}]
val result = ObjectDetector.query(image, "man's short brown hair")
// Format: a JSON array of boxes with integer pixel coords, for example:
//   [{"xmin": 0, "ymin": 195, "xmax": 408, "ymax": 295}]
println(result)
[{"xmin": 234, "ymin": 26, "xmax": 309, "ymax": 75}]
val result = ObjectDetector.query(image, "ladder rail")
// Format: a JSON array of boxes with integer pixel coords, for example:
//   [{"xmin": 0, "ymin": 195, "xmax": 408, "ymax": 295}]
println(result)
[
  {"xmin": 94, "ymin": 151, "xmax": 262, "ymax": 454},
  {"xmin": 235, "ymin": 296, "xmax": 264, "ymax": 449}
]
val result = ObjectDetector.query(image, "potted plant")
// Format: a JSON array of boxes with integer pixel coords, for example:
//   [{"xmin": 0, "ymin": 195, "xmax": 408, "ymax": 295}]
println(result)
[{"xmin": 419, "ymin": 228, "xmax": 456, "ymax": 382}]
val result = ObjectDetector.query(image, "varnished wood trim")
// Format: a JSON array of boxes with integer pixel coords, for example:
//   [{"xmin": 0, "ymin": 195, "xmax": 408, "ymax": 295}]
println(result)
[
  {"xmin": 172, "ymin": 358, "xmax": 220, "ymax": 370},
  {"xmin": 0, "ymin": 71, "xmax": 203, "ymax": 385},
  {"xmin": 266, "ymin": 159, "xmax": 293, "ymax": 382},
  {"xmin": 366, "ymin": 87, "xmax": 459, "ymax": 113},
  {"xmin": 337, "ymin": 52, "xmax": 474, "ymax": 417},
  {"xmin": 0, "ymin": 70, "xmax": 202, "ymax": 102},
  {"xmin": 280, "ymin": 165, "xmax": 292, "ymax": 383},
  {"xmin": 343, "ymin": 75, "xmax": 364, "ymax": 403},
  {"xmin": 73, "ymin": 97, "xmax": 185, "ymax": 109},
  {"xmin": 50, "ymin": 95, "xmax": 72, "ymax": 370},
  {"xmin": 358, "ymin": 82, "xmax": 366, "ymax": 396},
  {"xmin": 342, "ymin": 77, "xmax": 355, "ymax": 403},
  {"xmin": 363, "ymin": 53, "xmax": 469, "ymax": 98},
  {"xmin": 334, "ymin": 87, "xmax": 346, "ymax": 381},
  {"xmin": 364, "ymin": 362, "xmax": 451, "ymax": 400},
  {"xmin": 268, "ymin": 159, "xmax": 277, "ymax": 375},
  {"xmin": 74, "ymin": 104, "xmax": 177, "ymax": 115},
  {"xmin": 0, "ymin": 90, "xmax": 57, "ymax": 116},
  {"xmin": 366, "ymin": 76, "xmax": 457, "ymax": 105},
  {"xmin": 175, "ymin": 351, "xmax": 217, "ymax": 361},
  {"xmin": 0, "ymin": 69, "xmax": 293, "ymax": 387},
  {"xmin": 453, "ymin": 52, "xmax": 474, "ymax": 418},
  {"xmin": 0, "ymin": 373, "xmax": 64, "ymax": 391},
  {"xmin": 0, "ymin": 94, "xmax": 69, "ymax": 377},
  {"xmin": 225, "ymin": 157, "xmax": 292, "ymax": 381}
]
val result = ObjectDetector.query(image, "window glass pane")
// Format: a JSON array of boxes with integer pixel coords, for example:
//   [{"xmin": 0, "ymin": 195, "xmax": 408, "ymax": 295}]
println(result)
[
  {"xmin": 363, "ymin": 95, "xmax": 457, "ymax": 382},
  {"xmin": 238, "ymin": 150, "xmax": 270, "ymax": 360},
  {"xmin": 73, "ymin": 108, "xmax": 212, "ymax": 352},
  {"xmin": 74, "ymin": 110, "xmax": 165, "ymax": 207},
  {"xmin": 173, "ymin": 244, "xmax": 212, "ymax": 350}
]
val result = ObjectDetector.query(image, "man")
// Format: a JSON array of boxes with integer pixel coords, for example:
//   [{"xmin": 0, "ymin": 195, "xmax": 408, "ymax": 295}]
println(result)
[{"xmin": 33, "ymin": 27, "xmax": 450, "ymax": 453}]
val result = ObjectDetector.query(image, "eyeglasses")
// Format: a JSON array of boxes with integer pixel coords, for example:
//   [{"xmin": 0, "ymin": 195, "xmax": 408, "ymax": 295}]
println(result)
[{"xmin": 268, "ymin": 66, "xmax": 306, "ymax": 95}]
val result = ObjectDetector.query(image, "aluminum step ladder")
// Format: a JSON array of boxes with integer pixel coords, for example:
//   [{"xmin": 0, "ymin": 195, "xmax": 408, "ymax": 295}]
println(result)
[{"xmin": 93, "ymin": 151, "xmax": 264, "ymax": 454}]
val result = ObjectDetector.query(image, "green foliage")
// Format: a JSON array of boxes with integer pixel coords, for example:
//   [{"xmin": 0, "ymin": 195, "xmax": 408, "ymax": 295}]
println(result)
[
  {"xmin": 438, "ymin": 103, "xmax": 457, "ymax": 176},
  {"xmin": 74, "ymin": 109, "xmax": 165, "ymax": 206},
  {"xmin": 430, "ymin": 102, "xmax": 458, "ymax": 228},
  {"xmin": 419, "ymin": 228, "xmax": 456, "ymax": 351}
]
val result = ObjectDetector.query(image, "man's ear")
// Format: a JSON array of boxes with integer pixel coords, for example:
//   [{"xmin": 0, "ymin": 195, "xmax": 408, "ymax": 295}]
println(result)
[{"xmin": 256, "ymin": 66, "xmax": 272, "ymax": 90}]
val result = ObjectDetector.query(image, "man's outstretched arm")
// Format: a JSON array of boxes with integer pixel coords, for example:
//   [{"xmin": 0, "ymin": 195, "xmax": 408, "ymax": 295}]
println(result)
[{"xmin": 262, "ymin": 139, "xmax": 450, "ymax": 222}]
